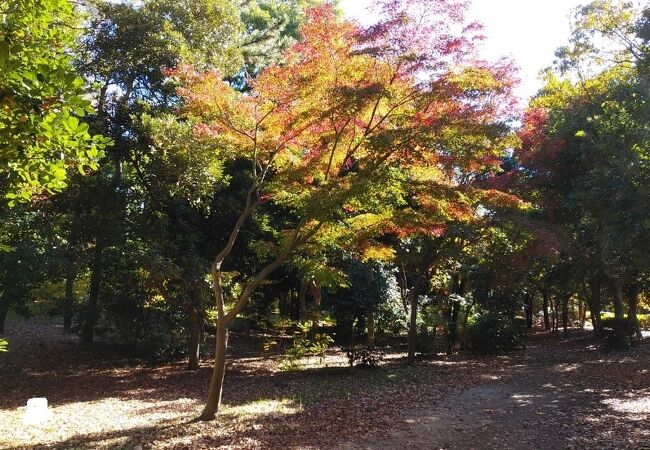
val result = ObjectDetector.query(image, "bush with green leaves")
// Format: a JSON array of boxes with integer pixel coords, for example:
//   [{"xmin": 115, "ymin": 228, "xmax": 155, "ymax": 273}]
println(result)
[
  {"xmin": 601, "ymin": 317, "xmax": 637, "ymax": 350},
  {"xmin": 278, "ymin": 321, "xmax": 334, "ymax": 371},
  {"xmin": 639, "ymin": 314, "xmax": 650, "ymax": 331},
  {"xmin": 467, "ymin": 314, "xmax": 523, "ymax": 353},
  {"xmin": 0, "ymin": 0, "xmax": 109, "ymax": 203},
  {"xmin": 601, "ymin": 312, "xmax": 650, "ymax": 331},
  {"xmin": 345, "ymin": 344, "xmax": 385, "ymax": 368}
]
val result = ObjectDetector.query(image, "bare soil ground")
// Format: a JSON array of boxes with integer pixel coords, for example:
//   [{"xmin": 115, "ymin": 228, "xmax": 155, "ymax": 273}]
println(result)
[
  {"xmin": 1, "ymin": 318, "xmax": 648, "ymax": 449},
  {"xmin": 345, "ymin": 331, "xmax": 650, "ymax": 450}
]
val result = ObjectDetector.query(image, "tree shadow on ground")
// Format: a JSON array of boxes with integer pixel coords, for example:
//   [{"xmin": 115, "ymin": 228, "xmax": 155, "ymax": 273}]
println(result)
[
  {"xmin": 4, "ymin": 321, "xmax": 648, "ymax": 449},
  {"xmin": 0, "ymin": 319, "xmax": 497, "ymax": 412}
]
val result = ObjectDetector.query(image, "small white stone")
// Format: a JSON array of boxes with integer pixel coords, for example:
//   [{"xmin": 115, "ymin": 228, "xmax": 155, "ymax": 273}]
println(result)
[{"xmin": 23, "ymin": 397, "xmax": 53, "ymax": 425}]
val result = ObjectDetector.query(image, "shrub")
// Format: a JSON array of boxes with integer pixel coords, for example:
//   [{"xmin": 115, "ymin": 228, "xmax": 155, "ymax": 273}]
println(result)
[
  {"xmin": 150, "ymin": 341, "xmax": 187, "ymax": 363},
  {"xmin": 279, "ymin": 322, "xmax": 334, "ymax": 371},
  {"xmin": 417, "ymin": 327, "xmax": 444, "ymax": 356},
  {"xmin": 513, "ymin": 317, "xmax": 528, "ymax": 333},
  {"xmin": 345, "ymin": 344, "xmax": 385, "ymax": 368},
  {"xmin": 601, "ymin": 317, "xmax": 636, "ymax": 350},
  {"xmin": 467, "ymin": 314, "xmax": 523, "ymax": 353}
]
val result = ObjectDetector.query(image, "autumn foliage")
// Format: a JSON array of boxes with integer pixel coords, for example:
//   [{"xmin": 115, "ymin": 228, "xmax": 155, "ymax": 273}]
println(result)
[
  {"xmin": 175, "ymin": 1, "xmax": 519, "ymax": 249},
  {"xmin": 164, "ymin": 0, "xmax": 525, "ymax": 418}
]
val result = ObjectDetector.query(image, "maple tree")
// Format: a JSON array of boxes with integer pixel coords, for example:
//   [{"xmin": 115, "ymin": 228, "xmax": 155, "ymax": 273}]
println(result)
[
  {"xmin": 172, "ymin": 0, "xmax": 518, "ymax": 419},
  {"xmin": 4, "ymin": 1, "xmax": 650, "ymax": 447}
]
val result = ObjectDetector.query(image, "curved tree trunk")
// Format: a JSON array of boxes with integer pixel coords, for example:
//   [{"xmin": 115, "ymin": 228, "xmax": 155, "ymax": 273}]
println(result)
[
  {"xmin": 198, "ymin": 184, "xmax": 315, "ymax": 419},
  {"xmin": 200, "ymin": 322, "xmax": 228, "ymax": 420}
]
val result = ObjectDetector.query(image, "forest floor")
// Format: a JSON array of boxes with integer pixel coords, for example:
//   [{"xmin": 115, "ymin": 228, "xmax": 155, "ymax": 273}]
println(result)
[{"xmin": 1, "ymin": 318, "xmax": 649, "ymax": 449}]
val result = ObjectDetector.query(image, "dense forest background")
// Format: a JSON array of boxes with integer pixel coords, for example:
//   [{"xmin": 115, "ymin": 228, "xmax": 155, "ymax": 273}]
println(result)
[{"xmin": 1, "ymin": 0, "xmax": 649, "ymax": 428}]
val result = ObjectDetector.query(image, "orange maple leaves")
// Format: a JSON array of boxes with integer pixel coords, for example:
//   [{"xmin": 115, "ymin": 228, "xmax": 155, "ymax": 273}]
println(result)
[{"xmin": 172, "ymin": 1, "xmax": 520, "ymax": 244}]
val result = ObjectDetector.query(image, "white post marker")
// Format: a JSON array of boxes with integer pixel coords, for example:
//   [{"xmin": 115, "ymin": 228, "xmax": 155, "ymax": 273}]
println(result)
[{"xmin": 22, "ymin": 397, "xmax": 53, "ymax": 425}]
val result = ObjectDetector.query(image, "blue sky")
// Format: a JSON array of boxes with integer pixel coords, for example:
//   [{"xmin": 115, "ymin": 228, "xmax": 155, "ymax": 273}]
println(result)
[{"xmin": 340, "ymin": 0, "xmax": 586, "ymax": 100}]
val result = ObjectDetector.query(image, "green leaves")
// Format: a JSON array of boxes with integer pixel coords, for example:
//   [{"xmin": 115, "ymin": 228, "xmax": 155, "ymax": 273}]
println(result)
[
  {"xmin": 0, "ymin": 0, "xmax": 109, "ymax": 204},
  {"xmin": 0, "ymin": 41, "xmax": 9, "ymax": 67}
]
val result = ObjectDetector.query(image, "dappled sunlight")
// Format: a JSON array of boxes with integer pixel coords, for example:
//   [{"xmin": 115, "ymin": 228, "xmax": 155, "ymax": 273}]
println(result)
[
  {"xmin": 552, "ymin": 363, "xmax": 581, "ymax": 372},
  {"xmin": 480, "ymin": 374, "xmax": 503, "ymax": 381},
  {"xmin": 0, "ymin": 396, "xmax": 199, "ymax": 449},
  {"xmin": 1, "ymin": 394, "xmax": 303, "ymax": 449},
  {"xmin": 602, "ymin": 389, "xmax": 650, "ymax": 416},
  {"xmin": 221, "ymin": 398, "xmax": 302, "ymax": 419},
  {"xmin": 510, "ymin": 394, "xmax": 542, "ymax": 406},
  {"xmin": 2, "ymin": 322, "xmax": 649, "ymax": 449}
]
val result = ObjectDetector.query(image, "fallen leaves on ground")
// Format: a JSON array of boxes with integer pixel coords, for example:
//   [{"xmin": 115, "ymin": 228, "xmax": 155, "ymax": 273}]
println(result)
[{"xmin": 1, "ymin": 319, "xmax": 648, "ymax": 449}]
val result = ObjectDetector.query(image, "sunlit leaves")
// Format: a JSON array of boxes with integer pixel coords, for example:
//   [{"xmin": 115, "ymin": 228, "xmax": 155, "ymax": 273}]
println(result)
[
  {"xmin": 141, "ymin": 113, "xmax": 229, "ymax": 208},
  {"xmin": 0, "ymin": 0, "xmax": 109, "ymax": 204},
  {"xmin": 175, "ymin": 1, "xmax": 517, "ymax": 253}
]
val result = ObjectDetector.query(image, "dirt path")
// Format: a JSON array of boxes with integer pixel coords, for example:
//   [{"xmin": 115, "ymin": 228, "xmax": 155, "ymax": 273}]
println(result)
[{"xmin": 345, "ymin": 332, "xmax": 650, "ymax": 450}]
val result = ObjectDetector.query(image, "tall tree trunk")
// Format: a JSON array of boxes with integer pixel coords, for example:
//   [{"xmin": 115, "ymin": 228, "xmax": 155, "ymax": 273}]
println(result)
[
  {"xmin": 63, "ymin": 221, "xmax": 78, "ymax": 333},
  {"xmin": 459, "ymin": 300, "xmax": 475, "ymax": 350},
  {"xmin": 298, "ymin": 279, "xmax": 309, "ymax": 321},
  {"xmin": 81, "ymin": 240, "xmax": 103, "ymax": 347},
  {"xmin": 279, "ymin": 291, "xmax": 289, "ymax": 318},
  {"xmin": 627, "ymin": 283, "xmax": 642, "ymax": 339},
  {"xmin": 578, "ymin": 299, "xmax": 584, "ymax": 329},
  {"xmin": 445, "ymin": 273, "xmax": 463, "ymax": 355},
  {"xmin": 289, "ymin": 289, "xmax": 297, "ymax": 320},
  {"xmin": 187, "ymin": 295, "xmax": 202, "ymax": 371},
  {"xmin": 366, "ymin": 310, "xmax": 375, "ymax": 348},
  {"xmin": 551, "ymin": 295, "xmax": 558, "ymax": 332},
  {"xmin": 590, "ymin": 274, "xmax": 603, "ymax": 336},
  {"xmin": 524, "ymin": 293, "xmax": 533, "ymax": 329},
  {"xmin": 310, "ymin": 280, "xmax": 321, "ymax": 329},
  {"xmin": 0, "ymin": 297, "xmax": 10, "ymax": 334},
  {"xmin": 63, "ymin": 267, "xmax": 76, "ymax": 333},
  {"xmin": 406, "ymin": 283, "xmax": 420, "ymax": 365},
  {"xmin": 562, "ymin": 293, "xmax": 569, "ymax": 337},
  {"xmin": 542, "ymin": 289, "xmax": 551, "ymax": 331},
  {"xmin": 447, "ymin": 299, "xmax": 461, "ymax": 355},
  {"xmin": 201, "ymin": 322, "xmax": 228, "ymax": 420},
  {"xmin": 611, "ymin": 277, "xmax": 625, "ymax": 320}
]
